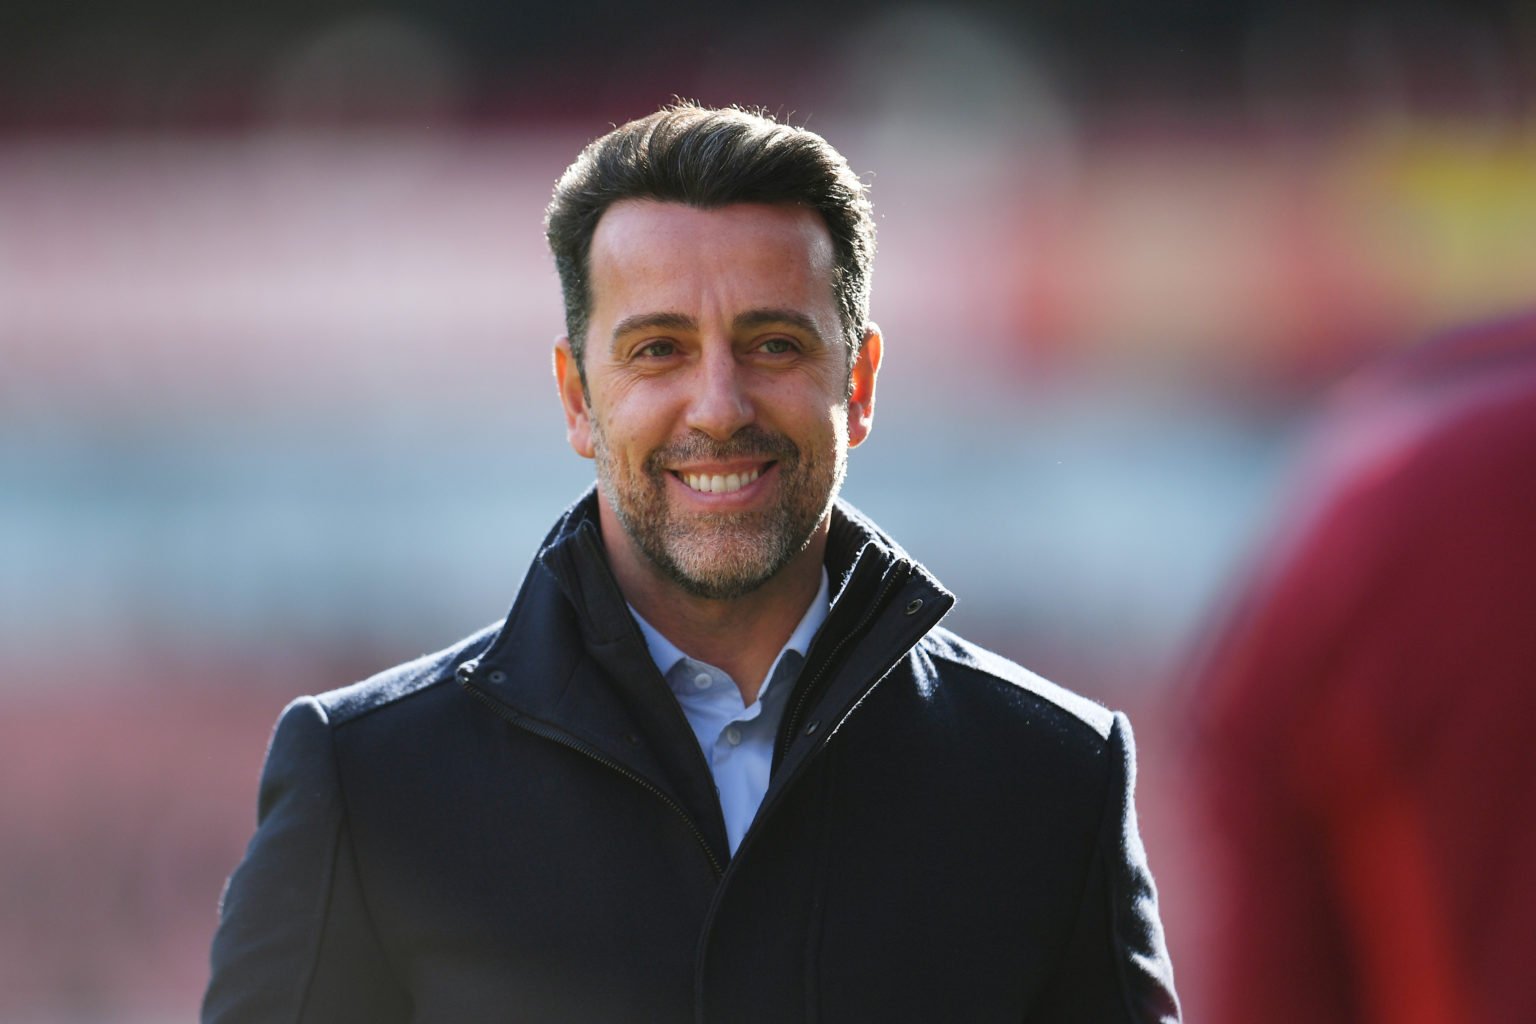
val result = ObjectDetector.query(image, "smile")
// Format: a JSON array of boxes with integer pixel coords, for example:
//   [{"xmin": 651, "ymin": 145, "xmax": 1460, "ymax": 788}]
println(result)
[{"xmin": 675, "ymin": 465, "xmax": 767, "ymax": 495}]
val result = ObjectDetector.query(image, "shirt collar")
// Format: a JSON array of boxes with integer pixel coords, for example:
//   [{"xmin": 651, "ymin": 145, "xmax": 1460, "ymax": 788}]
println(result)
[{"xmin": 629, "ymin": 567, "xmax": 831, "ymax": 681}]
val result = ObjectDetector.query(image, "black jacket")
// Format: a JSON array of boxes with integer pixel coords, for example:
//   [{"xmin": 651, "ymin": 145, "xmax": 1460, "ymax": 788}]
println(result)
[{"xmin": 204, "ymin": 492, "xmax": 1180, "ymax": 1022}]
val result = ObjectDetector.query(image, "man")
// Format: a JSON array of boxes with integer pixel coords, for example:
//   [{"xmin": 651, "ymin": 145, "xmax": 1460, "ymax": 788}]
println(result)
[
  {"xmin": 204, "ymin": 103, "xmax": 1179, "ymax": 1023},
  {"xmin": 1190, "ymin": 311, "xmax": 1536, "ymax": 1023}
]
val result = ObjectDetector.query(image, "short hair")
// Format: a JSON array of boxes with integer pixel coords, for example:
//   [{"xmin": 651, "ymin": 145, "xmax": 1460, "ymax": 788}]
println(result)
[{"xmin": 546, "ymin": 102, "xmax": 875, "ymax": 383}]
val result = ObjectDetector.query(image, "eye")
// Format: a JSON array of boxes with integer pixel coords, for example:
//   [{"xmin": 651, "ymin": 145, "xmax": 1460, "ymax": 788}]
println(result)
[
  {"xmin": 758, "ymin": 337, "xmax": 797, "ymax": 355},
  {"xmin": 635, "ymin": 339, "xmax": 677, "ymax": 359}
]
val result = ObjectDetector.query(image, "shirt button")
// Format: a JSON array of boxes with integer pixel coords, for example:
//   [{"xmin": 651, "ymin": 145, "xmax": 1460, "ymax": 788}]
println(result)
[
  {"xmin": 725, "ymin": 726, "xmax": 742, "ymax": 746},
  {"xmin": 692, "ymin": 672, "xmax": 712, "ymax": 690}
]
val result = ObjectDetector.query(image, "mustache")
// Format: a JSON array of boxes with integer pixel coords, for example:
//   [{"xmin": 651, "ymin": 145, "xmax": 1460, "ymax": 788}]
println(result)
[{"xmin": 646, "ymin": 427, "xmax": 799, "ymax": 471}]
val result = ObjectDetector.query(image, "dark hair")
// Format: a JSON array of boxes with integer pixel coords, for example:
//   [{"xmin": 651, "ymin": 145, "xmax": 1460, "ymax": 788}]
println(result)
[{"xmin": 545, "ymin": 102, "xmax": 875, "ymax": 383}]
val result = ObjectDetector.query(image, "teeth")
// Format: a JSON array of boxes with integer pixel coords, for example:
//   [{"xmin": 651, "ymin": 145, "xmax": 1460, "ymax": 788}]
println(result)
[{"xmin": 682, "ymin": 467, "xmax": 761, "ymax": 494}]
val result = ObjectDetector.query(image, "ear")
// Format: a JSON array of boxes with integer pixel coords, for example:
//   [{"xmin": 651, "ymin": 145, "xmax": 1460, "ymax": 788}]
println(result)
[
  {"xmin": 553, "ymin": 338, "xmax": 595, "ymax": 459},
  {"xmin": 846, "ymin": 324, "xmax": 882, "ymax": 448}
]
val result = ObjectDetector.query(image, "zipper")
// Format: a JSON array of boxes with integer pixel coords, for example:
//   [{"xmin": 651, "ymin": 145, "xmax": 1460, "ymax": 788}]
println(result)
[
  {"xmin": 775, "ymin": 559, "xmax": 913, "ymax": 765},
  {"xmin": 696, "ymin": 559, "xmax": 919, "ymax": 1021},
  {"xmin": 460, "ymin": 674, "xmax": 725, "ymax": 878}
]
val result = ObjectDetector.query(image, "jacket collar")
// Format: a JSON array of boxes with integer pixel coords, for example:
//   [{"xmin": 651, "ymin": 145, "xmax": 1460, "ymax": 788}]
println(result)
[{"xmin": 462, "ymin": 487, "xmax": 956, "ymax": 863}]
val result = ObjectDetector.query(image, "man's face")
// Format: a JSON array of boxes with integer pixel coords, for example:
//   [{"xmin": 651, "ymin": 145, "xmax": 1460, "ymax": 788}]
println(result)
[{"xmin": 555, "ymin": 200, "xmax": 880, "ymax": 601}]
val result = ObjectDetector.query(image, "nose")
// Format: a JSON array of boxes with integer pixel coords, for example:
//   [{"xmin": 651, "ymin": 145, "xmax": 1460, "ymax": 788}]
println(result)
[{"xmin": 685, "ymin": 345, "xmax": 754, "ymax": 440}]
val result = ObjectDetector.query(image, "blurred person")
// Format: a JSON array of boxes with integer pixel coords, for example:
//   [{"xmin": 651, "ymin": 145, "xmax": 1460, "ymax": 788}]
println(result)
[
  {"xmin": 1189, "ymin": 310, "xmax": 1536, "ymax": 1023},
  {"xmin": 203, "ymin": 103, "xmax": 1179, "ymax": 1023}
]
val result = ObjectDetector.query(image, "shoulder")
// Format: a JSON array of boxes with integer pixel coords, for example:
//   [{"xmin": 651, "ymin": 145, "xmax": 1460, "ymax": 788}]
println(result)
[
  {"xmin": 308, "ymin": 621, "xmax": 504, "ymax": 728},
  {"xmin": 915, "ymin": 625, "xmax": 1117, "ymax": 745}
]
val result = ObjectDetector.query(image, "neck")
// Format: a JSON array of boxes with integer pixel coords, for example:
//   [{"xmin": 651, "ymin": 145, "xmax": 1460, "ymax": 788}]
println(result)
[{"xmin": 600, "ymin": 505, "xmax": 827, "ymax": 706}]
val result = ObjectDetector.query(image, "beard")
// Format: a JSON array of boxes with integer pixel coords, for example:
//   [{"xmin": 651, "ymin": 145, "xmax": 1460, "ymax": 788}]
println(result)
[{"xmin": 592, "ymin": 420, "xmax": 846, "ymax": 600}]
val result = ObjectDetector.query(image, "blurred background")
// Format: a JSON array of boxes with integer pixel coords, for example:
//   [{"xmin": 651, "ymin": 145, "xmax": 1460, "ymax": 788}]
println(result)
[{"xmin": 3, "ymin": 0, "xmax": 1534, "ymax": 1019}]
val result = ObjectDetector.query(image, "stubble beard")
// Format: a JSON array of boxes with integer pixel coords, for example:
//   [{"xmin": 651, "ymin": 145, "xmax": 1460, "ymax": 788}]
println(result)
[{"xmin": 592, "ymin": 420, "xmax": 847, "ymax": 600}]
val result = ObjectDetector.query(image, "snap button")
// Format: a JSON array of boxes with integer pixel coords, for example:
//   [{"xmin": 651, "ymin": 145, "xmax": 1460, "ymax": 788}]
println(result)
[
  {"xmin": 692, "ymin": 672, "xmax": 713, "ymax": 690},
  {"xmin": 805, "ymin": 721, "xmax": 820, "ymax": 736},
  {"xmin": 487, "ymin": 669, "xmax": 507, "ymax": 684},
  {"xmin": 904, "ymin": 598, "xmax": 924, "ymax": 615}
]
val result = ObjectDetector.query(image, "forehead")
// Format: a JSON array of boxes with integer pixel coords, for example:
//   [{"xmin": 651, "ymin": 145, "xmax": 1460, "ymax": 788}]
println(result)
[{"xmin": 587, "ymin": 200, "xmax": 836, "ymax": 321}]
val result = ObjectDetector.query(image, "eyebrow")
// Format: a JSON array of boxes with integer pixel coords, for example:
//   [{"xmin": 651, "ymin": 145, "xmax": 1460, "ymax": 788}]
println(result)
[
  {"xmin": 610, "ymin": 312, "xmax": 697, "ymax": 343},
  {"xmin": 609, "ymin": 308, "xmax": 825, "ymax": 346},
  {"xmin": 733, "ymin": 308, "xmax": 823, "ymax": 339}
]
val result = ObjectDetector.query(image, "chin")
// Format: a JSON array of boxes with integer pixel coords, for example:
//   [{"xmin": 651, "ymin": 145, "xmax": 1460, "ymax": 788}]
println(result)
[{"xmin": 657, "ymin": 534, "xmax": 798, "ymax": 600}]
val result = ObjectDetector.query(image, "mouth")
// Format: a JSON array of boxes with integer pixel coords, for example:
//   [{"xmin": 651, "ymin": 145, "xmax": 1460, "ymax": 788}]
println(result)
[{"xmin": 670, "ymin": 462, "xmax": 774, "ymax": 496}]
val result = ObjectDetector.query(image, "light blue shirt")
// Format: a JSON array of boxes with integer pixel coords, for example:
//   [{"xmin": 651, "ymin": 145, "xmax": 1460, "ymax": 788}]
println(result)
[{"xmin": 629, "ymin": 569, "xmax": 830, "ymax": 854}]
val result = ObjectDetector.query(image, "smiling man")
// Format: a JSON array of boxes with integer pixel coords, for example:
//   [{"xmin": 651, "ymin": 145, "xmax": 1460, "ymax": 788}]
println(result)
[
  {"xmin": 204, "ymin": 104, "xmax": 1180, "ymax": 1023},
  {"xmin": 562, "ymin": 199, "xmax": 875, "ymax": 712}
]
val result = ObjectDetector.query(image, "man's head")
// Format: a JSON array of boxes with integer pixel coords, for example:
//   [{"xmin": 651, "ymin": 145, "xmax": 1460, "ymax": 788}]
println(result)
[
  {"xmin": 548, "ymin": 105, "xmax": 883, "ymax": 606},
  {"xmin": 546, "ymin": 102, "xmax": 876, "ymax": 389}
]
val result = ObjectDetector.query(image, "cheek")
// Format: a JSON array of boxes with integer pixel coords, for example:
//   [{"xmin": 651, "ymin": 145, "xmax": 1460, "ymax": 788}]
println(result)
[
  {"xmin": 761, "ymin": 371, "xmax": 843, "ymax": 422},
  {"xmin": 775, "ymin": 390, "xmax": 842, "ymax": 433},
  {"xmin": 595, "ymin": 404, "xmax": 671, "ymax": 468},
  {"xmin": 607, "ymin": 378, "xmax": 681, "ymax": 428},
  {"xmin": 611, "ymin": 415, "xmax": 660, "ymax": 454}
]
